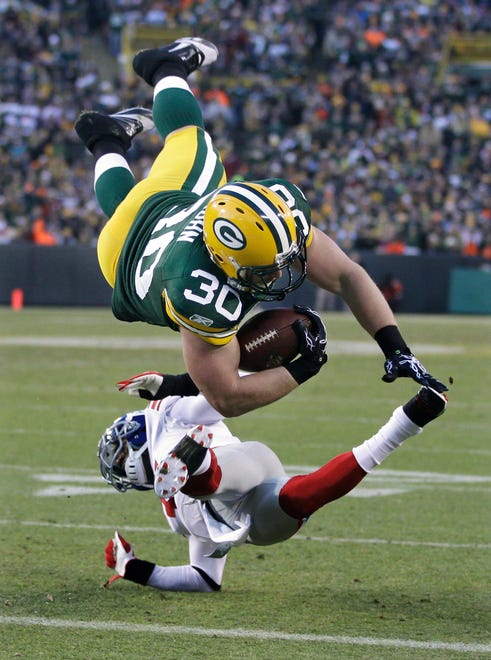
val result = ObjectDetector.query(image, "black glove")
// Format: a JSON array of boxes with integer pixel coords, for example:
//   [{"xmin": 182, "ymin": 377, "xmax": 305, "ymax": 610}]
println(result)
[
  {"xmin": 116, "ymin": 371, "xmax": 199, "ymax": 400},
  {"xmin": 284, "ymin": 305, "xmax": 328, "ymax": 384},
  {"xmin": 382, "ymin": 351, "xmax": 448, "ymax": 392}
]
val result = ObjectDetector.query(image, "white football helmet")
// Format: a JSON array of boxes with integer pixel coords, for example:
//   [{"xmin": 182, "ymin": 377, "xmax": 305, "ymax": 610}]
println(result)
[{"xmin": 98, "ymin": 412, "xmax": 153, "ymax": 492}]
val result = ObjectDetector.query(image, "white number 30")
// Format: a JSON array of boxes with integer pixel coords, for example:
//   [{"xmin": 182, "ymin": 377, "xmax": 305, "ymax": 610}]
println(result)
[{"xmin": 184, "ymin": 269, "xmax": 242, "ymax": 321}]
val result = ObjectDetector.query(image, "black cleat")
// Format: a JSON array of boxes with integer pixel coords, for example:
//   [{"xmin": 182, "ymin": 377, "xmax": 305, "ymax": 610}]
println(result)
[
  {"xmin": 403, "ymin": 386, "xmax": 447, "ymax": 427},
  {"xmin": 133, "ymin": 36, "xmax": 218, "ymax": 85},
  {"xmin": 75, "ymin": 107, "xmax": 154, "ymax": 153}
]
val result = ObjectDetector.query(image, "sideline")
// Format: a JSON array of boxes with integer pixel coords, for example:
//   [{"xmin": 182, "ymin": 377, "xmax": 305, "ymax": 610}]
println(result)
[{"xmin": 0, "ymin": 615, "xmax": 489, "ymax": 653}]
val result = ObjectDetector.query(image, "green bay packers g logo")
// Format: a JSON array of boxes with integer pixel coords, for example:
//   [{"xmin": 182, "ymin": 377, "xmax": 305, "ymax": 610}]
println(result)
[{"xmin": 213, "ymin": 218, "xmax": 246, "ymax": 250}]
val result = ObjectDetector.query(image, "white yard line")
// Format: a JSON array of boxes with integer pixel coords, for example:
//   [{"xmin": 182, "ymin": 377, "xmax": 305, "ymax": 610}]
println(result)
[
  {"xmin": 0, "ymin": 519, "xmax": 488, "ymax": 550},
  {"xmin": 0, "ymin": 336, "xmax": 183, "ymax": 349},
  {"xmin": 1, "ymin": 467, "xmax": 489, "ymax": 546},
  {"xmin": 1, "ymin": 462, "xmax": 490, "ymax": 499},
  {"xmin": 0, "ymin": 336, "xmax": 464, "ymax": 354},
  {"xmin": 0, "ymin": 615, "xmax": 489, "ymax": 653}
]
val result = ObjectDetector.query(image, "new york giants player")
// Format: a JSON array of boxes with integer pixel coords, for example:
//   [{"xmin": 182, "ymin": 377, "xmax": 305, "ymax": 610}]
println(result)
[{"xmin": 99, "ymin": 385, "xmax": 447, "ymax": 593}]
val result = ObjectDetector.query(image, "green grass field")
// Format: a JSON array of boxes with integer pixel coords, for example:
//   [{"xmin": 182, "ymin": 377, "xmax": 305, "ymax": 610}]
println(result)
[{"xmin": 0, "ymin": 308, "xmax": 490, "ymax": 659}]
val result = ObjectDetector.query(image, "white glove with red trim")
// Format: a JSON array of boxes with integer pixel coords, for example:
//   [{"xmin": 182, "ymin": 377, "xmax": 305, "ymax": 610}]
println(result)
[
  {"xmin": 104, "ymin": 531, "xmax": 135, "ymax": 586},
  {"xmin": 116, "ymin": 371, "xmax": 200, "ymax": 400},
  {"xmin": 116, "ymin": 372, "xmax": 165, "ymax": 399}
]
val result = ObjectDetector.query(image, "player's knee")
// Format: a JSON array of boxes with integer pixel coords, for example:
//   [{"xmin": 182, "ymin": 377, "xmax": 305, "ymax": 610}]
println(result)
[{"xmin": 278, "ymin": 476, "xmax": 311, "ymax": 519}]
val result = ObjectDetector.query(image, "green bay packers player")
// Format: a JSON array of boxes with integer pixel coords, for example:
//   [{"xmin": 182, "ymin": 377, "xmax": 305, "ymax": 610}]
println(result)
[{"xmin": 75, "ymin": 37, "xmax": 447, "ymax": 417}]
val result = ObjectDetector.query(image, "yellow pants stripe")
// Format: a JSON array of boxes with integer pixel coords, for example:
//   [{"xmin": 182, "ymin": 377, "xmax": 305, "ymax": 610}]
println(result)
[{"xmin": 98, "ymin": 126, "xmax": 224, "ymax": 287}]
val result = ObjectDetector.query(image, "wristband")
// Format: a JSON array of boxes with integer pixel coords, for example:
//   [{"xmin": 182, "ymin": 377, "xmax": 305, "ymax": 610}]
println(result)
[
  {"xmin": 284, "ymin": 359, "xmax": 318, "ymax": 385},
  {"xmin": 374, "ymin": 325, "xmax": 410, "ymax": 359},
  {"xmin": 124, "ymin": 558, "xmax": 156, "ymax": 585},
  {"xmin": 156, "ymin": 373, "xmax": 199, "ymax": 398}
]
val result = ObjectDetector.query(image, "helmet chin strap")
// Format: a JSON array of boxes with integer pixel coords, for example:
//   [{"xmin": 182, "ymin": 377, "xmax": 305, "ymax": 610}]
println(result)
[
  {"xmin": 227, "ymin": 274, "xmax": 288, "ymax": 301},
  {"xmin": 231, "ymin": 248, "xmax": 306, "ymax": 301}
]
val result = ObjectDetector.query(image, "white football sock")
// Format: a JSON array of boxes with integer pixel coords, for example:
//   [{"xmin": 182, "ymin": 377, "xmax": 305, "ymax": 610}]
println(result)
[
  {"xmin": 154, "ymin": 76, "xmax": 192, "ymax": 97},
  {"xmin": 94, "ymin": 153, "xmax": 132, "ymax": 182},
  {"xmin": 352, "ymin": 406, "xmax": 422, "ymax": 473}
]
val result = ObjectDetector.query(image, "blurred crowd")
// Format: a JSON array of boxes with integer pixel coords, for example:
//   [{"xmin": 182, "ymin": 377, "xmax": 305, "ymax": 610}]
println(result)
[{"xmin": 1, "ymin": 0, "xmax": 490, "ymax": 258}]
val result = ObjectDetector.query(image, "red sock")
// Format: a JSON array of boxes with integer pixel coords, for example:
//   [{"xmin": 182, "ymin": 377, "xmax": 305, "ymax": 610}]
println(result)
[
  {"xmin": 278, "ymin": 451, "xmax": 367, "ymax": 519},
  {"xmin": 181, "ymin": 449, "xmax": 222, "ymax": 497}
]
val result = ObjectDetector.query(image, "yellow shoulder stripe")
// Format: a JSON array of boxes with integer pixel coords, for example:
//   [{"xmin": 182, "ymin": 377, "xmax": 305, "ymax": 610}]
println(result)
[{"xmin": 164, "ymin": 293, "xmax": 237, "ymax": 346}]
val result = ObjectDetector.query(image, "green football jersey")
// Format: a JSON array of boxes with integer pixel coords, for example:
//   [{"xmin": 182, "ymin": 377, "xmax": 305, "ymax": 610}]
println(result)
[{"xmin": 112, "ymin": 178, "xmax": 312, "ymax": 344}]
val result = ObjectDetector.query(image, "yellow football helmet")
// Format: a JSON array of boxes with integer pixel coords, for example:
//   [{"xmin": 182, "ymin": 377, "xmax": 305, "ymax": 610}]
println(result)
[{"xmin": 203, "ymin": 182, "xmax": 307, "ymax": 301}]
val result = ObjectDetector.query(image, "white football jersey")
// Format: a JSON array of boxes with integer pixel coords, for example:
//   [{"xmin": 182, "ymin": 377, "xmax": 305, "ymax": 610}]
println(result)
[{"xmin": 143, "ymin": 395, "xmax": 249, "ymax": 555}]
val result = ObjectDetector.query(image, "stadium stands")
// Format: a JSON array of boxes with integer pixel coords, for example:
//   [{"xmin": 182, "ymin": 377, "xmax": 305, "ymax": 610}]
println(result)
[{"xmin": 1, "ymin": 0, "xmax": 490, "ymax": 258}]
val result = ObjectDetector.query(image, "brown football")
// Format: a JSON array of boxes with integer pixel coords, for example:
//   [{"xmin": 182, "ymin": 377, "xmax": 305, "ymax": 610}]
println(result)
[{"xmin": 237, "ymin": 307, "xmax": 311, "ymax": 372}]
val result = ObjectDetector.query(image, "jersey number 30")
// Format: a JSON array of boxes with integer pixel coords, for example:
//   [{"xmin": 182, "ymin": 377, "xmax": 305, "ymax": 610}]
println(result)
[{"xmin": 134, "ymin": 227, "xmax": 242, "ymax": 322}]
